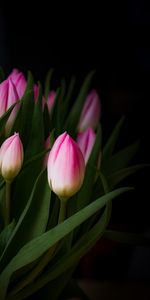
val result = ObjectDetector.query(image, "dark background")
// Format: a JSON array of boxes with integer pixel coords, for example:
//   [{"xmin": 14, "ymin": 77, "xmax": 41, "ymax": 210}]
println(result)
[{"xmin": 0, "ymin": 2, "xmax": 150, "ymax": 281}]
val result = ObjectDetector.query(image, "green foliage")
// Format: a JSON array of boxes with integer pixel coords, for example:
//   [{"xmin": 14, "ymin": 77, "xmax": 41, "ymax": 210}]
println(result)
[{"xmin": 0, "ymin": 68, "xmax": 148, "ymax": 300}]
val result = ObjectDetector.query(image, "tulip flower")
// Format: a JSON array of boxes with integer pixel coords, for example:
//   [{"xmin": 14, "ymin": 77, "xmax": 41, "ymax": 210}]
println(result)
[
  {"xmin": 47, "ymin": 132, "xmax": 85, "ymax": 199},
  {"xmin": 0, "ymin": 133, "xmax": 24, "ymax": 182},
  {"xmin": 0, "ymin": 78, "xmax": 20, "ymax": 134},
  {"xmin": 9, "ymin": 69, "xmax": 27, "ymax": 99},
  {"xmin": 47, "ymin": 91, "xmax": 56, "ymax": 114},
  {"xmin": 78, "ymin": 90, "xmax": 101, "ymax": 132},
  {"xmin": 77, "ymin": 128, "xmax": 96, "ymax": 164}
]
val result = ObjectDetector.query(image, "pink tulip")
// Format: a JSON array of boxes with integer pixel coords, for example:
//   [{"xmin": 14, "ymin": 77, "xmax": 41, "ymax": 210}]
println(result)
[
  {"xmin": 34, "ymin": 84, "xmax": 45, "ymax": 111},
  {"xmin": 47, "ymin": 132, "xmax": 85, "ymax": 198},
  {"xmin": 0, "ymin": 78, "xmax": 20, "ymax": 134},
  {"xmin": 77, "ymin": 128, "xmax": 96, "ymax": 164},
  {"xmin": 9, "ymin": 69, "xmax": 27, "ymax": 99},
  {"xmin": 78, "ymin": 90, "xmax": 101, "ymax": 132},
  {"xmin": 47, "ymin": 91, "xmax": 56, "ymax": 114},
  {"xmin": 0, "ymin": 133, "xmax": 24, "ymax": 181}
]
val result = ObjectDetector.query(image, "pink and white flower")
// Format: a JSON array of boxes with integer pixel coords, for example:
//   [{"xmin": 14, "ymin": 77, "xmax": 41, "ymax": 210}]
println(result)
[
  {"xmin": 77, "ymin": 128, "xmax": 96, "ymax": 164},
  {"xmin": 0, "ymin": 133, "xmax": 24, "ymax": 181},
  {"xmin": 47, "ymin": 132, "xmax": 85, "ymax": 198},
  {"xmin": 78, "ymin": 90, "xmax": 101, "ymax": 132}
]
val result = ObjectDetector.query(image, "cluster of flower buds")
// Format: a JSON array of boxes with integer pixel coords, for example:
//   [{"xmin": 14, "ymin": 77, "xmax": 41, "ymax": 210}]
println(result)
[{"xmin": 0, "ymin": 68, "xmax": 101, "ymax": 198}]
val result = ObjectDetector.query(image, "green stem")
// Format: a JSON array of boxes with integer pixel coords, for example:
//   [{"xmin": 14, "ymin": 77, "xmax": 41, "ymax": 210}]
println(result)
[
  {"xmin": 58, "ymin": 199, "xmax": 67, "ymax": 224},
  {"xmin": 5, "ymin": 181, "xmax": 11, "ymax": 227}
]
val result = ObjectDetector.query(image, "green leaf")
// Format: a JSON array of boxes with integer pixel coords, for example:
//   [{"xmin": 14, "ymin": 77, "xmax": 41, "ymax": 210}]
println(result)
[
  {"xmin": 0, "ymin": 187, "xmax": 131, "ymax": 300},
  {"xmin": 102, "ymin": 140, "xmax": 140, "ymax": 176},
  {"xmin": 108, "ymin": 164, "xmax": 150, "ymax": 189},
  {"xmin": 44, "ymin": 69, "xmax": 54, "ymax": 99},
  {"xmin": 63, "ymin": 76, "xmax": 76, "ymax": 118},
  {"xmin": 11, "ymin": 71, "xmax": 34, "ymax": 149},
  {"xmin": 104, "ymin": 230, "xmax": 150, "ymax": 246},
  {"xmin": 0, "ymin": 104, "xmax": 16, "ymax": 133},
  {"xmin": 59, "ymin": 76, "xmax": 76, "ymax": 131},
  {"xmin": 65, "ymin": 70, "xmax": 95, "ymax": 136},
  {"xmin": 0, "ymin": 185, "xmax": 5, "ymax": 230},
  {"xmin": 32, "ymin": 268, "xmax": 75, "ymax": 300},
  {"xmin": 0, "ymin": 66, "xmax": 5, "ymax": 82},
  {"xmin": 103, "ymin": 116, "xmax": 125, "ymax": 159},
  {"xmin": 50, "ymin": 88, "xmax": 62, "ymax": 135},
  {"xmin": 11, "ymin": 159, "xmax": 42, "ymax": 221},
  {"xmin": 11, "ymin": 201, "xmax": 112, "ymax": 299},
  {"xmin": 25, "ymin": 82, "xmax": 44, "ymax": 158},
  {"xmin": 75, "ymin": 125, "xmax": 102, "ymax": 212},
  {"xmin": 43, "ymin": 104, "xmax": 51, "ymax": 138},
  {"xmin": 0, "ymin": 170, "xmax": 51, "ymax": 274},
  {"xmin": 0, "ymin": 220, "xmax": 15, "ymax": 256}
]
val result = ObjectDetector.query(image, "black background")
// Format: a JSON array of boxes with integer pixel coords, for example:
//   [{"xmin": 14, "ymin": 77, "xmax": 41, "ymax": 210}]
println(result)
[{"xmin": 0, "ymin": 1, "xmax": 150, "ymax": 281}]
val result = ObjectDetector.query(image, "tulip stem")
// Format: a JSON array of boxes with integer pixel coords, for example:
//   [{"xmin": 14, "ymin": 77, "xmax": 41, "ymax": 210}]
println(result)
[
  {"xmin": 5, "ymin": 181, "xmax": 11, "ymax": 227},
  {"xmin": 58, "ymin": 199, "xmax": 67, "ymax": 224}
]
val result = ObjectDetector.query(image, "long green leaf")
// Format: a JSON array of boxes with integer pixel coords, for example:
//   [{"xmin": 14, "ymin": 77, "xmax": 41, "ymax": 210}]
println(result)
[
  {"xmin": 32, "ymin": 268, "xmax": 75, "ymax": 300},
  {"xmin": 11, "ymin": 159, "xmax": 42, "ymax": 221},
  {"xmin": 65, "ymin": 71, "xmax": 95, "ymax": 136},
  {"xmin": 103, "ymin": 116, "xmax": 125, "ymax": 159},
  {"xmin": 43, "ymin": 104, "xmax": 51, "ymax": 138},
  {"xmin": 0, "ymin": 104, "xmax": 16, "ymax": 132},
  {"xmin": 108, "ymin": 164, "xmax": 149, "ymax": 189},
  {"xmin": 61, "ymin": 76, "xmax": 76, "ymax": 126},
  {"xmin": 50, "ymin": 88, "xmax": 61, "ymax": 134},
  {"xmin": 75, "ymin": 125, "xmax": 102, "ymax": 212},
  {"xmin": 44, "ymin": 69, "xmax": 54, "ymax": 99},
  {"xmin": 11, "ymin": 71, "xmax": 34, "ymax": 149},
  {"xmin": 0, "ymin": 170, "xmax": 51, "ymax": 273},
  {"xmin": 25, "ymin": 82, "xmax": 44, "ymax": 158},
  {"xmin": 0, "ymin": 221, "xmax": 15, "ymax": 257},
  {"xmin": 11, "ymin": 203, "xmax": 112, "ymax": 299},
  {"xmin": 0, "ymin": 187, "xmax": 131, "ymax": 299},
  {"xmin": 102, "ymin": 140, "xmax": 140, "ymax": 175}
]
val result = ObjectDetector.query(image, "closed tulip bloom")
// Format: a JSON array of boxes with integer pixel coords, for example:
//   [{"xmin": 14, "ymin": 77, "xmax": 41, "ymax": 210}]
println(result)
[
  {"xmin": 47, "ymin": 132, "xmax": 85, "ymax": 198},
  {"xmin": 0, "ymin": 133, "xmax": 24, "ymax": 182},
  {"xmin": 47, "ymin": 91, "xmax": 56, "ymax": 114},
  {"xmin": 0, "ymin": 78, "xmax": 20, "ymax": 134},
  {"xmin": 78, "ymin": 90, "xmax": 101, "ymax": 132},
  {"xmin": 9, "ymin": 69, "xmax": 27, "ymax": 99},
  {"xmin": 77, "ymin": 128, "xmax": 96, "ymax": 164}
]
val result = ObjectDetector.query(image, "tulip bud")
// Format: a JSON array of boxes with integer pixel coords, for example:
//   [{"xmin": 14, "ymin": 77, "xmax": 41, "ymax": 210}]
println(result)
[
  {"xmin": 0, "ymin": 133, "xmax": 24, "ymax": 182},
  {"xmin": 47, "ymin": 91, "xmax": 56, "ymax": 114},
  {"xmin": 9, "ymin": 69, "xmax": 27, "ymax": 99},
  {"xmin": 47, "ymin": 132, "xmax": 85, "ymax": 199},
  {"xmin": 0, "ymin": 78, "xmax": 20, "ymax": 134},
  {"xmin": 78, "ymin": 90, "xmax": 101, "ymax": 132},
  {"xmin": 77, "ymin": 128, "xmax": 96, "ymax": 164}
]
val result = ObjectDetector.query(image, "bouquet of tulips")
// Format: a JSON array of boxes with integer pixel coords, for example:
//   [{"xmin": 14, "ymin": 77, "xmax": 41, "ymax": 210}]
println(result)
[{"xmin": 0, "ymin": 67, "xmax": 146, "ymax": 300}]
